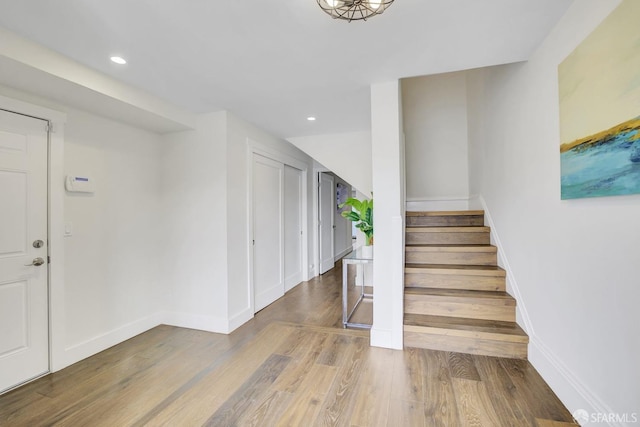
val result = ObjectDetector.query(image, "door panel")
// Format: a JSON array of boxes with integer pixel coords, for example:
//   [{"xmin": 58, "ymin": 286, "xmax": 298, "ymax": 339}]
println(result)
[
  {"xmin": 0, "ymin": 110, "xmax": 49, "ymax": 393},
  {"xmin": 253, "ymin": 154, "xmax": 284, "ymax": 312},
  {"xmin": 319, "ymin": 173, "xmax": 335, "ymax": 274},
  {"xmin": 0, "ymin": 170, "xmax": 27, "ymax": 256},
  {"xmin": 0, "ymin": 280, "xmax": 27, "ymax": 355},
  {"xmin": 283, "ymin": 165, "xmax": 303, "ymax": 291}
]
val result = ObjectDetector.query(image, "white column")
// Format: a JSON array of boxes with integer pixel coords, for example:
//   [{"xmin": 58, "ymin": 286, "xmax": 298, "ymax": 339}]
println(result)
[{"xmin": 370, "ymin": 81, "xmax": 405, "ymax": 350}]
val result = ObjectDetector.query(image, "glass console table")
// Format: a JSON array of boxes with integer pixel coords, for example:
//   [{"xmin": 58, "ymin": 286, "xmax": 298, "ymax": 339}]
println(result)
[{"xmin": 342, "ymin": 247, "xmax": 373, "ymax": 329}]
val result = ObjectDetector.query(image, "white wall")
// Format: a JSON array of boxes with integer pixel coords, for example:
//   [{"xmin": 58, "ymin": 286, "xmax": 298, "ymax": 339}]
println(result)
[
  {"xmin": 467, "ymin": 0, "xmax": 639, "ymax": 420},
  {"xmin": 0, "ymin": 85, "xmax": 172, "ymax": 367},
  {"xmin": 63, "ymin": 109, "xmax": 165, "ymax": 354},
  {"xmin": 160, "ymin": 112, "xmax": 229, "ymax": 332},
  {"xmin": 287, "ymin": 131, "xmax": 372, "ymax": 196},
  {"xmin": 333, "ymin": 174, "xmax": 354, "ymax": 260},
  {"xmin": 402, "ymin": 72, "xmax": 469, "ymax": 210}
]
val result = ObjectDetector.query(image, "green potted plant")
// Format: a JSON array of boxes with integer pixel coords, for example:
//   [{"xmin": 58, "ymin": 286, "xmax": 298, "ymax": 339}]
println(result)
[{"xmin": 339, "ymin": 197, "xmax": 373, "ymax": 256}]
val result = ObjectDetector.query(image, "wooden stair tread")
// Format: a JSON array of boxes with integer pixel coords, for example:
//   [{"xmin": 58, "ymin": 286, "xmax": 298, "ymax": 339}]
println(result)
[
  {"xmin": 406, "ymin": 244, "xmax": 494, "ymax": 247},
  {"xmin": 404, "ymin": 264, "xmax": 506, "ymax": 292},
  {"xmin": 405, "ymin": 287, "xmax": 515, "ymax": 302},
  {"xmin": 405, "ymin": 226, "xmax": 489, "ymax": 232},
  {"xmin": 406, "ymin": 210, "xmax": 484, "ymax": 217},
  {"xmin": 406, "ymin": 245, "xmax": 498, "ymax": 266},
  {"xmin": 405, "ymin": 244, "xmax": 497, "ymax": 250},
  {"xmin": 535, "ymin": 420, "xmax": 579, "ymax": 427},
  {"xmin": 404, "ymin": 313, "xmax": 528, "ymax": 342},
  {"xmin": 406, "ymin": 211, "xmax": 485, "ymax": 228},
  {"xmin": 405, "ymin": 263, "xmax": 505, "ymax": 273}
]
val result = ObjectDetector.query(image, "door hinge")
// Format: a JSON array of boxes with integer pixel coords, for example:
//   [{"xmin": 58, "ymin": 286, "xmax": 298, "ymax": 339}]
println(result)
[
  {"xmin": 253, "ymin": 239, "xmax": 255, "ymax": 246},
  {"xmin": 47, "ymin": 256, "xmax": 51, "ymax": 264}
]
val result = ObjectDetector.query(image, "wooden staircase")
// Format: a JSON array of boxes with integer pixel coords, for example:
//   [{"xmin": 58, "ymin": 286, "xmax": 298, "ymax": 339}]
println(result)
[{"xmin": 403, "ymin": 210, "xmax": 529, "ymax": 359}]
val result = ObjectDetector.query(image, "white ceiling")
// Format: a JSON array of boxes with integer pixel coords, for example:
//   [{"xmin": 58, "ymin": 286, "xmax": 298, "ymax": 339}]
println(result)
[{"xmin": 0, "ymin": 0, "xmax": 572, "ymax": 138}]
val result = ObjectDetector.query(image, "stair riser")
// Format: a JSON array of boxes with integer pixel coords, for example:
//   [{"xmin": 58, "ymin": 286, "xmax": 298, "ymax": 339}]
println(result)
[
  {"xmin": 406, "ymin": 216, "xmax": 484, "ymax": 227},
  {"xmin": 405, "ymin": 231, "xmax": 490, "ymax": 245},
  {"xmin": 404, "ymin": 330, "xmax": 527, "ymax": 359},
  {"xmin": 404, "ymin": 272, "xmax": 505, "ymax": 292},
  {"xmin": 404, "ymin": 298, "xmax": 515, "ymax": 322},
  {"xmin": 405, "ymin": 251, "xmax": 497, "ymax": 266}
]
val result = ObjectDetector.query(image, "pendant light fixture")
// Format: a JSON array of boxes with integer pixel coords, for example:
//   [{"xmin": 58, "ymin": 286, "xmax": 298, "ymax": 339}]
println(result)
[{"xmin": 317, "ymin": 0, "xmax": 394, "ymax": 22}]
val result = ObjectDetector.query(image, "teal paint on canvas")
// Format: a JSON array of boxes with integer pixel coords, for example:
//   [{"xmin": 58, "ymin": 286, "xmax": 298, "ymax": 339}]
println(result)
[{"xmin": 560, "ymin": 117, "xmax": 640, "ymax": 199}]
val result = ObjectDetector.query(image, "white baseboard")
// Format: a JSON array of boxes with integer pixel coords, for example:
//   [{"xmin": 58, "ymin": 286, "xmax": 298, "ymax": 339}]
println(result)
[
  {"xmin": 370, "ymin": 327, "xmax": 403, "ymax": 350},
  {"xmin": 285, "ymin": 273, "xmax": 303, "ymax": 292},
  {"xmin": 529, "ymin": 336, "xmax": 620, "ymax": 426},
  {"xmin": 162, "ymin": 311, "xmax": 229, "ymax": 334},
  {"xmin": 406, "ymin": 196, "xmax": 470, "ymax": 211},
  {"xmin": 370, "ymin": 327, "xmax": 393, "ymax": 348},
  {"xmin": 62, "ymin": 312, "xmax": 163, "ymax": 369},
  {"xmin": 57, "ymin": 308, "xmax": 250, "ymax": 371},
  {"xmin": 227, "ymin": 307, "xmax": 253, "ymax": 333}
]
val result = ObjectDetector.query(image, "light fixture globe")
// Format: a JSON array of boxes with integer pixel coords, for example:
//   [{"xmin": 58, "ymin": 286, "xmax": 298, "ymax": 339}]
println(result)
[{"xmin": 317, "ymin": 0, "xmax": 394, "ymax": 22}]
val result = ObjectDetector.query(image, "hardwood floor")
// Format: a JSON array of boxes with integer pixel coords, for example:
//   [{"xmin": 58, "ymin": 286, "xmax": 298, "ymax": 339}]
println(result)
[{"xmin": 0, "ymin": 262, "xmax": 576, "ymax": 426}]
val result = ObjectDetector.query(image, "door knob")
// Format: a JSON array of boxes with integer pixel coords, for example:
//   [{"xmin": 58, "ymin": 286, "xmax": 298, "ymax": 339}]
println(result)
[{"xmin": 25, "ymin": 257, "xmax": 45, "ymax": 266}]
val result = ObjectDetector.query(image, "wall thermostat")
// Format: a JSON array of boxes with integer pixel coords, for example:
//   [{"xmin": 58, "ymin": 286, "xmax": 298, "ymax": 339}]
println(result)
[{"xmin": 65, "ymin": 175, "xmax": 95, "ymax": 193}]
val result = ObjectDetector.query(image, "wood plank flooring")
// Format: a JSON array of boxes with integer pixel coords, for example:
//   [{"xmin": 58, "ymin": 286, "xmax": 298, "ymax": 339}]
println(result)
[{"xmin": 0, "ymin": 262, "xmax": 576, "ymax": 426}]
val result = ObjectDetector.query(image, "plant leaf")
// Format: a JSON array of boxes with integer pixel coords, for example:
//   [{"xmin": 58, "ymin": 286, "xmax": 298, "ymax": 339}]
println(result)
[
  {"xmin": 341, "ymin": 197, "xmax": 363, "ymax": 213},
  {"xmin": 342, "ymin": 211, "xmax": 361, "ymax": 222}
]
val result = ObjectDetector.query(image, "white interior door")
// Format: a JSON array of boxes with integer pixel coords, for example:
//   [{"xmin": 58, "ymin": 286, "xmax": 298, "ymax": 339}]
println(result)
[
  {"xmin": 283, "ymin": 165, "xmax": 303, "ymax": 291},
  {"xmin": 252, "ymin": 154, "xmax": 284, "ymax": 312},
  {"xmin": 0, "ymin": 110, "xmax": 49, "ymax": 393},
  {"xmin": 319, "ymin": 172, "xmax": 335, "ymax": 274}
]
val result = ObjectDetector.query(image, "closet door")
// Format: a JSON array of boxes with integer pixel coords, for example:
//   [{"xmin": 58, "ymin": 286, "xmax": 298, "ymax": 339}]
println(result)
[
  {"xmin": 319, "ymin": 172, "xmax": 335, "ymax": 274},
  {"xmin": 252, "ymin": 154, "xmax": 284, "ymax": 312},
  {"xmin": 283, "ymin": 165, "xmax": 303, "ymax": 291}
]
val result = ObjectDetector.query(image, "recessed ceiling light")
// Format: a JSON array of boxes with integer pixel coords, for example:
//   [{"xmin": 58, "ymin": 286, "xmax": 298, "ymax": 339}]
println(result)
[
  {"xmin": 110, "ymin": 56, "xmax": 127, "ymax": 65},
  {"xmin": 307, "ymin": 116, "xmax": 316, "ymax": 121}
]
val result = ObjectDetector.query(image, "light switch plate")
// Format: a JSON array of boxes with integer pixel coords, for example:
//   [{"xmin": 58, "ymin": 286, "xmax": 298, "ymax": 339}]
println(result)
[{"xmin": 64, "ymin": 221, "xmax": 73, "ymax": 237}]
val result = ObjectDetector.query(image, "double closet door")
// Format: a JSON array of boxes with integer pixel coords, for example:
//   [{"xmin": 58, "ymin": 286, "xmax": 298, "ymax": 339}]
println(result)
[{"xmin": 252, "ymin": 153, "xmax": 303, "ymax": 312}]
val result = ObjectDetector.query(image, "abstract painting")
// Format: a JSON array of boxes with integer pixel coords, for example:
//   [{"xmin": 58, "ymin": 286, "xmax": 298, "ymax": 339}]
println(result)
[
  {"xmin": 559, "ymin": 0, "xmax": 640, "ymax": 200},
  {"xmin": 336, "ymin": 182, "xmax": 348, "ymax": 212}
]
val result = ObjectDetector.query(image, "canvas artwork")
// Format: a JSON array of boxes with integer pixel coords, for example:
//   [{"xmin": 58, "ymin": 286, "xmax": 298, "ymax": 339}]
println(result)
[
  {"xmin": 336, "ymin": 182, "xmax": 348, "ymax": 212},
  {"xmin": 559, "ymin": 0, "xmax": 640, "ymax": 200}
]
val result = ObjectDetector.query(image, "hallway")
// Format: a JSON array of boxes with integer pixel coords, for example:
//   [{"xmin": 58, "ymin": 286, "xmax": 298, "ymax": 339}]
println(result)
[{"xmin": 0, "ymin": 263, "xmax": 575, "ymax": 426}]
